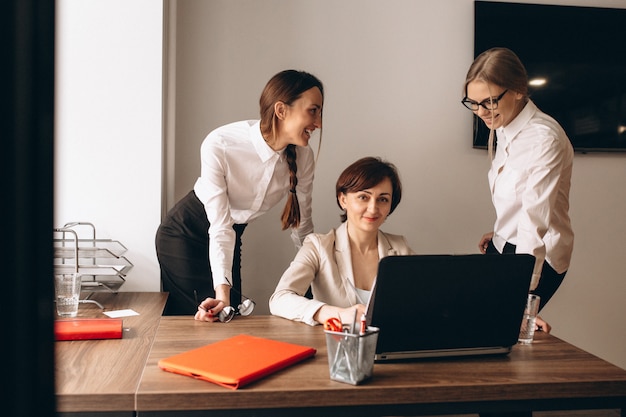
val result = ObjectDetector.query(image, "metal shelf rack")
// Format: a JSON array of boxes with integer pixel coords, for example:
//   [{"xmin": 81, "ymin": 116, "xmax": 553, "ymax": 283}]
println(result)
[{"xmin": 53, "ymin": 221, "xmax": 133, "ymax": 293}]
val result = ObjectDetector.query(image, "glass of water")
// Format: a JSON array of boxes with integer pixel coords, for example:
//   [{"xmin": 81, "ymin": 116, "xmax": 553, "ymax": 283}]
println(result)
[
  {"xmin": 518, "ymin": 294, "xmax": 541, "ymax": 344},
  {"xmin": 54, "ymin": 273, "xmax": 82, "ymax": 318}
]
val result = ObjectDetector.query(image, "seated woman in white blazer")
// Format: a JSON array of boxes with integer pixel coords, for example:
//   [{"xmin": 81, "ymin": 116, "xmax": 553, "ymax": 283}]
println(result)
[{"xmin": 269, "ymin": 156, "xmax": 415, "ymax": 326}]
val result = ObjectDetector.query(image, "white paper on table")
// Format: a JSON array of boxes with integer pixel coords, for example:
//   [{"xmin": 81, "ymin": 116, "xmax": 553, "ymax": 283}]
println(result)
[{"xmin": 104, "ymin": 309, "xmax": 139, "ymax": 318}]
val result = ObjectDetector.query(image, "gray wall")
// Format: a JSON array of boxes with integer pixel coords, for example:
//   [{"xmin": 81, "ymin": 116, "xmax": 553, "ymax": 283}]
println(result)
[{"xmin": 166, "ymin": 0, "xmax": 626, "ymax": 370}]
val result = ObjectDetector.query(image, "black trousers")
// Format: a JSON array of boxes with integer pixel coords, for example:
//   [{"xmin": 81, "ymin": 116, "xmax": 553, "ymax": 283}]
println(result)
[
  {"xmin": 486, "ymin": 240, "xmax": 566, "ymax": 312},
  {"xmin": 155, "ymin": 190, "xmax": 247, "ymax": 316}
]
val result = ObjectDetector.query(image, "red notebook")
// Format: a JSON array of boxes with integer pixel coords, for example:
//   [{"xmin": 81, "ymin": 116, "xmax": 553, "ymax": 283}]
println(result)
[
  {"xmin": 54, "ymin": 318, "xmax": 123, "ymax": 341},
  {"xmin": 158, "ymin": 334, "xmax": 316, "ymax": 389}
]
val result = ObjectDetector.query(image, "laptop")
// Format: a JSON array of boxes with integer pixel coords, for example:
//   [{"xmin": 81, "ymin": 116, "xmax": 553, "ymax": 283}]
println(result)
[{"xmin": 366, "ymin": 254, "xmax": 534, "ymax": 361}]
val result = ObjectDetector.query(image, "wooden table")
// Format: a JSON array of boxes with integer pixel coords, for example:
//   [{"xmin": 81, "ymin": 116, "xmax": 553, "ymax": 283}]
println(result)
[
  {"xmin": 136, "ymin": 315, "xmax": 626, "ymax": 416},
  {"xmin": 55, "ymin": 292, "xmax": 167, "ymax": 416}
]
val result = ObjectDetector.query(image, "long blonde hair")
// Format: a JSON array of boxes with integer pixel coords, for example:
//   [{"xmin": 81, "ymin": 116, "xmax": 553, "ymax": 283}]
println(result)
[
  {"xmin": 258, "ymin": 70, "xmax": 324, "ymax": 230},
  {"xmin": 463, "ymin": 47, "xmax": 528, "ymax": 159}
]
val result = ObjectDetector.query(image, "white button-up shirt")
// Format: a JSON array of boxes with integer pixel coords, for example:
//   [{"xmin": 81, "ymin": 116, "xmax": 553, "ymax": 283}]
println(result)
[
  {"xmin": 194, "ymin": 120, "xmax": 315, "ymax": 288},
  {"xmin": 489, "ymin": 100, "xmax": 574, "ymax": 290}
]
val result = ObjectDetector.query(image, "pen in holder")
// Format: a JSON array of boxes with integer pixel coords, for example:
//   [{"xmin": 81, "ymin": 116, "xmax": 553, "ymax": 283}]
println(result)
[{"xmin": 324, "ymin": 326, "xmax": 379, "ymax": 385}]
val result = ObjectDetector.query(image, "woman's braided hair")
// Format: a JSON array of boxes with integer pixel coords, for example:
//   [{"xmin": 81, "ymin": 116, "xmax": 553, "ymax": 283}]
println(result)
[{"xmin": 282, "ymin": 144, "xmax": 300, "ymax": 229}]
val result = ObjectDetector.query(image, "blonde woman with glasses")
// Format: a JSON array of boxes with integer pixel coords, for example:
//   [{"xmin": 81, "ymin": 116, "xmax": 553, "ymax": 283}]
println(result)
[{"xmin": 462, "ymin": 48, "xmax": 574, "ymax": 355}]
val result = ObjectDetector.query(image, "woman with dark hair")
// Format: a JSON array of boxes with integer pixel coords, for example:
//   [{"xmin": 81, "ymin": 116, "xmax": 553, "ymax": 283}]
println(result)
[
  {"xmin": 269, "ymin": 157, "xmax": 414, "ymax": 326},
  {"xmin": 156, "ymin": 69, "xmax": 324, "ymax": 320},
  {"xmin": 461, "ymin": 48, "xmax": 574, "ymax": 337}
]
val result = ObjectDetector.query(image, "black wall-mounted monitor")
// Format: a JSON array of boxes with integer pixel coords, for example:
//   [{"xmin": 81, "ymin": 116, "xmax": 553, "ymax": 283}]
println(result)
[{"xmin": 473, "ymin": 1, "xmax": 626, "ymax": 153}]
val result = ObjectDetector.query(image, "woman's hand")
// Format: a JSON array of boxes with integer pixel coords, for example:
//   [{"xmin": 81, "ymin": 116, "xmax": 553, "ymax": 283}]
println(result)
[
  {"xmin": 535, "ymin": 316, "xmax": 552, "ymax": 333},
  {"xmin": 315, "ymin": 304, "xmax": 367, "ymax": 329},
  {"xmin": 194, "ymin": 284, "xmax": 231, "ymax": 322},
  {"xmin": 194, "ymin": 297, "xmax": 227, "ymax": 322},
  {"xmin": 478, "ymin": 231, "xmax": 494, "ymax": 254}
]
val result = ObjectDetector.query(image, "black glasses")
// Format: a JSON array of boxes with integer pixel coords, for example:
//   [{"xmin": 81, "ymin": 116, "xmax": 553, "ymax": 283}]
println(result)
[
  {"xmin": 461, "ymin": 89, "xmax": 508, "ymax": 111},
  {"xmin": 193, "ymin": 279, "xmax": 256, "ymax": 323},
  {"xmin": 218, "ymin": 278, "xmax": 255, "ymax": 323}
]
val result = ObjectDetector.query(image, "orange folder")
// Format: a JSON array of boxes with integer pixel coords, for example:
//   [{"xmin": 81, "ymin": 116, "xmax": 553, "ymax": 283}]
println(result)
[
  {"xmin": 54, "ymin": 318, "xmax": 123, "ymax": 341},
  {"xmin": 158, "ymin": 334, "xmax": 316, "ymax": 389}
]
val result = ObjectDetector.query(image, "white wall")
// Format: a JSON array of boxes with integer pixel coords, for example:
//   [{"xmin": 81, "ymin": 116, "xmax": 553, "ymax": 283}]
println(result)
[
  {"xmin": 54, "ymin": 0, "xmax": 163, "ymax": 291},
  {"xmin": 55, "ymin": 0, "xmax": 626, "ymax": 371}
]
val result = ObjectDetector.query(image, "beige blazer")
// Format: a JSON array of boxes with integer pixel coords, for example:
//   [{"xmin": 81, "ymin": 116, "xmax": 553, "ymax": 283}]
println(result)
[{"xmin": 269, "ymin": 222, "xmax": 415, "ymax": 326}]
